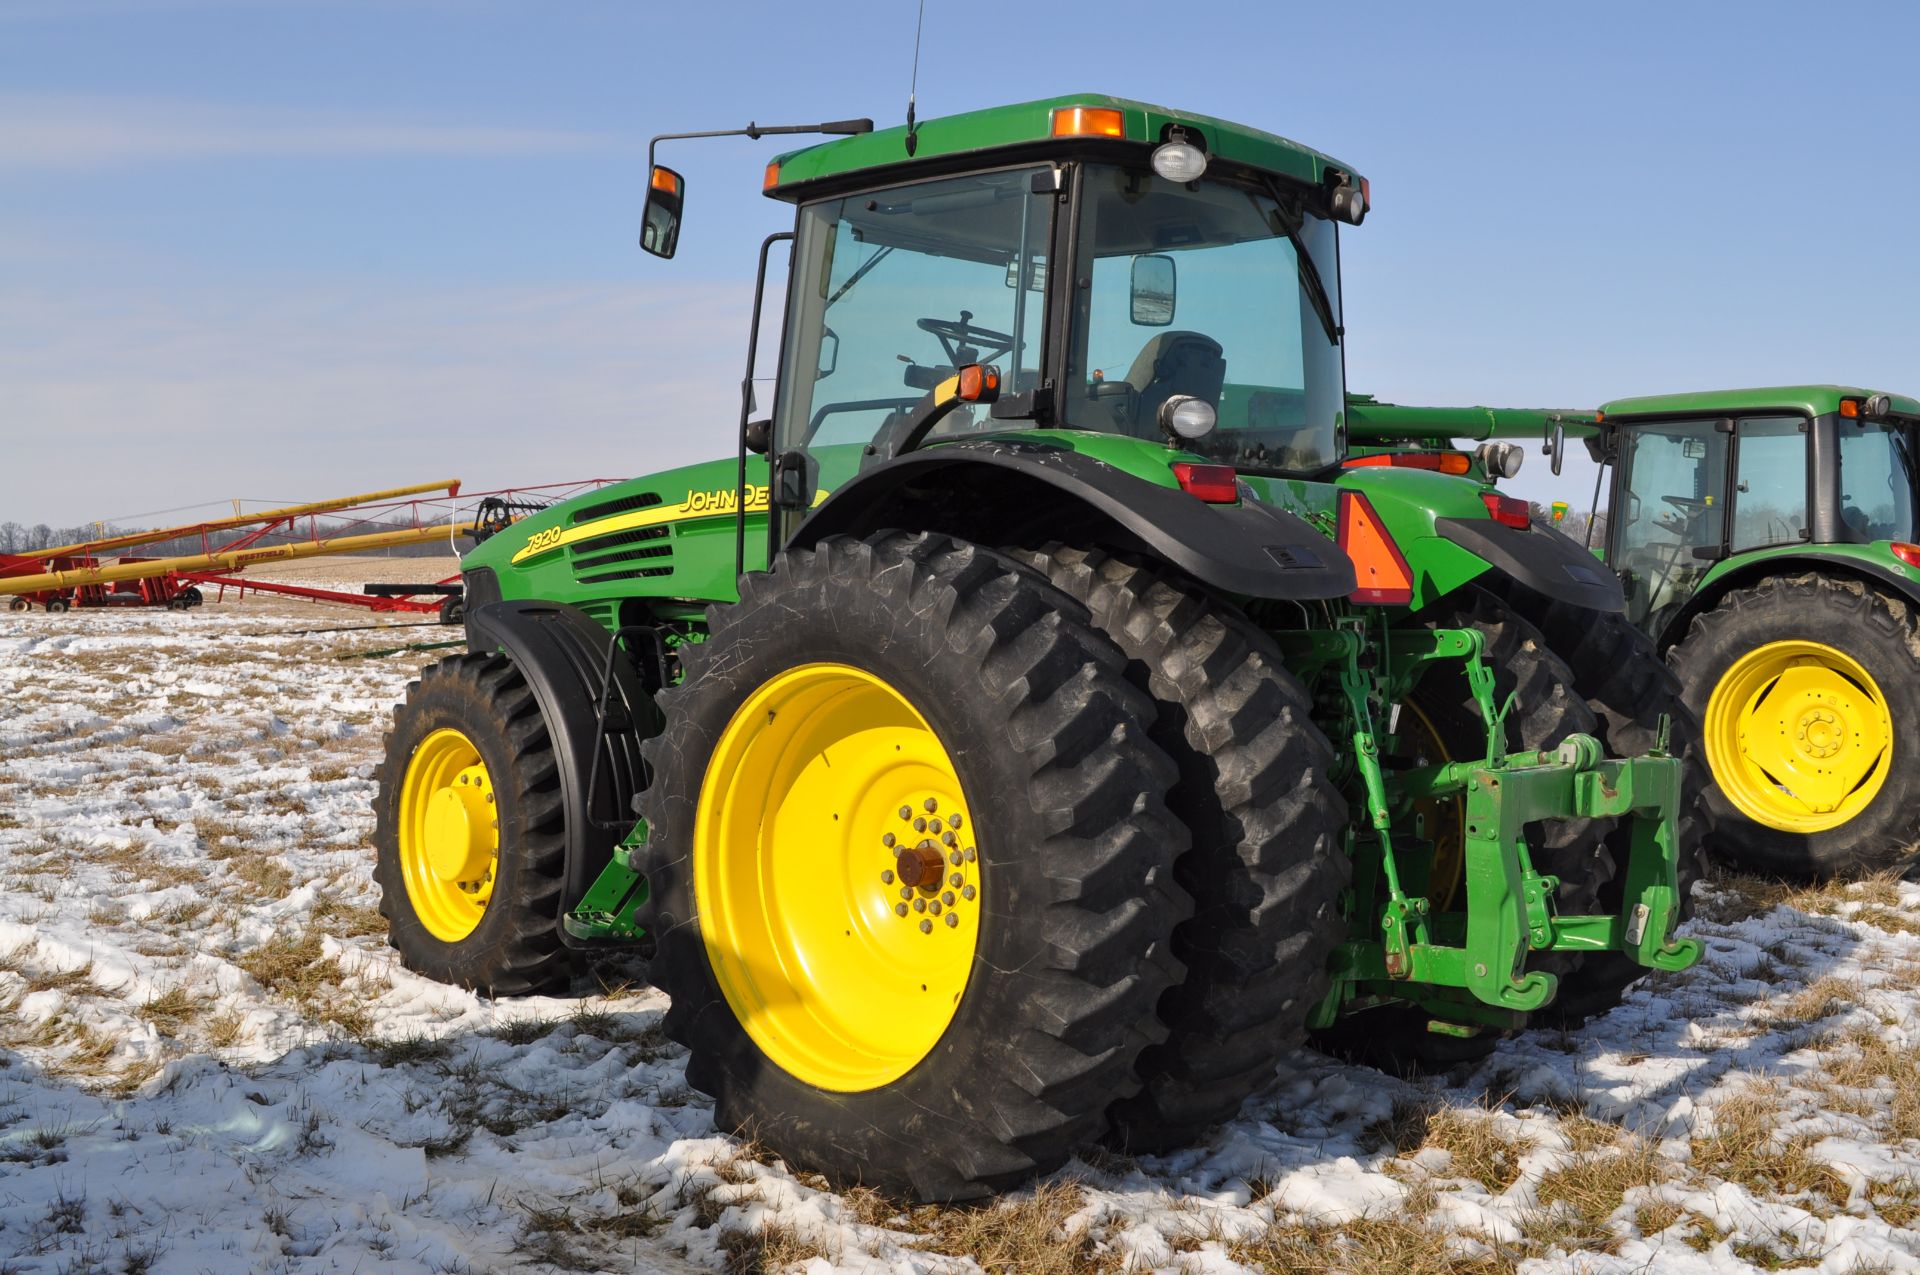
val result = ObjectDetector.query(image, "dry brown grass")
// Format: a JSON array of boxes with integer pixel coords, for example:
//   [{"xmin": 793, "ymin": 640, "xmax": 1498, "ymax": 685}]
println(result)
[
  {"xmin": 1698, "ymin": 869, "xmax": 1907, "ymax": 926},
  {"xmin": 227, "ymin": 854, "xmax": 294, "ymax": 897},
  {"xmin": 1690, "ymin": 1087, "xmax": 1848, "ymax": 1208},
  {"xmin": 1814, "ymin": 1025, "xmax": 1920, "ymax": 1142},
  {"xmin": 1760, "ymin": 975, "xmax": 1863, "ymax": 1028},
  {"xmin": 906, "ymin": 1182, "xmax": 1119, "ymax": 1275},
  {"xmin": 1233, "ymin": 1209, "xmax": 1514, "ymax": 1275},
  {"xmin": 236, "ymin": 929, "xmax": 375, "ymax": 1036},
  {"xmin": 135, "ymin": 986, "xmax": 210, "ymax": 1033},
  {"xmin": 1415, "ymin": 1107, "xmax": 1533, "ymax": 1195},
  {"xmin": 1522, "ymin": 1134, "xmax": 1674, "ymax": 1254}
]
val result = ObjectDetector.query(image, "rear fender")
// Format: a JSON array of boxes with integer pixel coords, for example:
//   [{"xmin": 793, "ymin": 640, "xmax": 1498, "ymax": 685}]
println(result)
[
  {"xmin": 789, "ymin": 439, "xmax": 1356, "ymax": 600},
  {"xmin": 1344, "ymin": 468, "xmax": 1623, "ymax": 614},
  {"xmin": 464, "ymin": 600, "xmax": 661, "ymax": 944},
  {"xmin": 1660, "ymin": 550, "xmax": 1920, "ymax": 651}
]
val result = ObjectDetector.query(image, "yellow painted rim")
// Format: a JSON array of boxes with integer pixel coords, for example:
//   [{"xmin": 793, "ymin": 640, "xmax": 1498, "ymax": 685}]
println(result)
[
  {"xmin": 1704, "ymin": 639, "xmax": 1893, "ymax": 833},
  {"xmin": 397, "ymin": 727, "xmax": 499, "ymax": 941},
  {"xmin": 693, "ymin": 663, "xmax": 980, "ymax": 1092},
  {"xmin": 1401, "ymin": 698, "xmax": 1466, "ymax": 909}
]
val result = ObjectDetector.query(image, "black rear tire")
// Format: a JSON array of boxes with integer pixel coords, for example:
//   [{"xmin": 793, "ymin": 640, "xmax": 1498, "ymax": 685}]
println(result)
[
  {"xmin": 1669, "ymin": 574, "xmax": 1920, "ymax": 878},
  {"xmin": 642, "ymin": 532, "xmax": 1191, "ymax": 1201},
  {"xmin": 1012, "ymin": 545, "xmax": 1349, "ymax": 1153},
  {"xmin": 373, "ymin": 653, "xmax": 573, "ymax": 996}
]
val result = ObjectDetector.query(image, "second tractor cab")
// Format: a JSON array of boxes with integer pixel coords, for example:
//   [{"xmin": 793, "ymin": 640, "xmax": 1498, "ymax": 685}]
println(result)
[
  {"xmin": 1599, "ymin": 385, "xmax": 1920, "ymax": 877},
  {"xmin": 372, "ymin": 95, "xmax": 1705, "ymax": 1201}
]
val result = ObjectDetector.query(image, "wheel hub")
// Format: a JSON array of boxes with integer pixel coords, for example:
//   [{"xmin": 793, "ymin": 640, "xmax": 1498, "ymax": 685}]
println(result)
[
  {"xmin": 425, "ymin": 767, "xmax": 496, "ymax": 884},
  {"xmin": 883, "ymin": 800, "xmax": 976, "ymax": 933},
  {"xmin": 1707, "ymin": 638, "xmax": 1892, "ymax": 832}
]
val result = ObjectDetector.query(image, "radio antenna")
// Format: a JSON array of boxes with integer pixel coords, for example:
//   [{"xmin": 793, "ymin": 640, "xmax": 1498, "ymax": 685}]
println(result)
[{"xmin": 904, "ymin": 0, "xmax": 926, "ymax": 156}]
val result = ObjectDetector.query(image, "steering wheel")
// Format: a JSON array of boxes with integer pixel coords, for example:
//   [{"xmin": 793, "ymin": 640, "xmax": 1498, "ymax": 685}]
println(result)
[
  {"xmin": 1656, "ymin": 494, "xmax": 1708, "ymax": 536},
  {"xmin": 916, "ymin": 311, "xmax": 1015, "ymax": 368}
]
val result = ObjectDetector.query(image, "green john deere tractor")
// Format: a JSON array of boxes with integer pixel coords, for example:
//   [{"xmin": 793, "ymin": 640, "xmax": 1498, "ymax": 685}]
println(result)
[
  {"xmin": 372, "ymin": 95, "xmax": 1704, "ymax": 1201},
  {"xmin": 1351, "ymin": 387, "xmax": 1920, "ymax": 878}
]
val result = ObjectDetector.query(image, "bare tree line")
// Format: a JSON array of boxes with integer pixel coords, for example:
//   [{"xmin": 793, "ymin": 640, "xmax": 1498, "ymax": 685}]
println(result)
[{"xmin": 0, "ymin": 519, "xmax": 461, "ymax": 560}]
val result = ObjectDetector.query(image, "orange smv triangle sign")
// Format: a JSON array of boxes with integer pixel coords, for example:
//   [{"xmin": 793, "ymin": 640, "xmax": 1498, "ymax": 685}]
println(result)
[{"xmin": 1338, "ymin": 490, "xmax": 1414, "ymax": 605}]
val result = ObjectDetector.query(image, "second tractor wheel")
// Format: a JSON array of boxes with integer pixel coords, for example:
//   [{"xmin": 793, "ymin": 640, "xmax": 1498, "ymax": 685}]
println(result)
[
  {"xmin": 1670, "ymin": 574, "xmax": 1920, "ymax": 877},
  {"xmin": 1014, "ymin": 545, "xmax": 1348, "ymax": 1153},
  {"xmin": 372, "ymin": 653, "xmax": 575, "ymax": 996},
  {"xmin": 641, "ymin": 531, "xmax": 1192, "ymax": 1201}
]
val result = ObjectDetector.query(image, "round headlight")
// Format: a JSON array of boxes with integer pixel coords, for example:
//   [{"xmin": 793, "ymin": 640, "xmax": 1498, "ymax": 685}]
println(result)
[
  {"xmin": 1160, "ymin": 395, "xmax": 1217, "ymax": 439},
  {"xmin": 1151, "ymin": 141, "xmax": 1208, "ymax": 183}
]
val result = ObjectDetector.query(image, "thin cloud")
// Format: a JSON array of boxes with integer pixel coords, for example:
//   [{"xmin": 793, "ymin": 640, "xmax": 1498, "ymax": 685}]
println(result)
[{"xmin": 0, "ymin": 95, "xmax": 606, "ymax": 169}]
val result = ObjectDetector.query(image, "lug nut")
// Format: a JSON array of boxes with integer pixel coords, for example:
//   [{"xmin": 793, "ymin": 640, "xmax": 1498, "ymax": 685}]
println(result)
[
  {"xmin": 920, "ymin": 919, "xmax": 934, "ymax": 934},
  {"xmin": 882, "ymin": 833, "xmax": 896, "ymax": 848},
  {"xmin": 899, "ymin": 806, "xmax": 912, "ymax": 821},
  {"xmin": 945, "ymin": 912, "xmax": 959, "ymax": 928},
  {"xmin": 881, "ymin": 870, "xmax": 894, "ymax": 884},
  {"xmin": 962, "ymin": 885, "xmax": 975, "ymax": 900},
  {"xmin": 948, "ymin": 851, "xmax": 962, "ymax": 866},
  {"xmin": 964, "ymin": 847, "xmax": 976, "ymax": 863},
  {"xmin": 900, "ymin": 887, "xmax": 913, "ymax": 901},
  {"xmin": 895, "ymin": 902, "xmax": 909, "ymax": 917},
  {"xmin": 949, "ymin": 872, "xmax": 963, "ymax": 888},
  {"xmin": 913, "ymin": 897, "xmax": 927, "ymax": 913},
  {"xmin": 913, "ymin": 817, "xmax": 927, "ymax": 833},
  {"xmin": 942, "ymin": 891, "xmax": 955, "ymax": 906},
  {"xmin": 924, "ymin": 797, "xmax": 938, "ymax": 813},
  {"xmin": 949, "ymin": 814, "xmax": 962, "ymax": 829},
  {"xmin": 929, "ymin": 901, "xmax": 942, "ymax": 916},
  {"xmin": 942, "ymin": 830, "xmax": 957, "ymax": 847}
]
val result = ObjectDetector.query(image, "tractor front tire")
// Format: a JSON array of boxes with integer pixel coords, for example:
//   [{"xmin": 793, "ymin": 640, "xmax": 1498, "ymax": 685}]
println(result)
[
  {"xmin": 1670, "ymin": 574, "xmax": 1920, "ymax": 877},
  {"xmin": 1014, "ymin": 545, "xmax": 1348, "ymax": 1153},
  {"xmin": 373, "ymin": 653, "xmax": 572, "ymax": 996},
  {"xmin": 641, "ymin": 531, "xmax": 1191, "ymax": 1201}
]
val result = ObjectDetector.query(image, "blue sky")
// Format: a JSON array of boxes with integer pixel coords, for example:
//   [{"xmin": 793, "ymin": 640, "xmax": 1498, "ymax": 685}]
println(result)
[{"xmin": 2, "ymin": 0, "xmax": 1916, "ymax": 526}]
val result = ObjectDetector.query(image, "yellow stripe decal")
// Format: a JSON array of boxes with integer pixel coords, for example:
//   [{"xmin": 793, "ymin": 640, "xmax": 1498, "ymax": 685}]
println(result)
[{"xmin": 512, "ymin": 485, "xmax": 826, "ymax": 565}]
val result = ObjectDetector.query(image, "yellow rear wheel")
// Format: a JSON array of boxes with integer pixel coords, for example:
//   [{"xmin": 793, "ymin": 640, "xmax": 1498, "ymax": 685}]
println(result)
[
  {"xmin": 396, "ymin": 727, "xmax": 500, "ymax": 942},
  {"xmin": 694, "ymin": 663, "xmax": 980, "ymax": 1092},
  {"xmin": 1704, "ymin": 639, "xmax": 1892, "ymax": 834}
]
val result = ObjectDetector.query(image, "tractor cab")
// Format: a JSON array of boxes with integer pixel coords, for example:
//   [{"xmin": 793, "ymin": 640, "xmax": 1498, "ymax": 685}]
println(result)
[{"xmin": 1600, "ymin": 387, "xmax": 1920, "ymax": 642}]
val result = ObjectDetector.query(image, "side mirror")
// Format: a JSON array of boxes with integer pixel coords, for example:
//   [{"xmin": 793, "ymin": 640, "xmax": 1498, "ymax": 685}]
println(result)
[
  {"xmin": 640, "ymin": 165, "xmax": 685, "ymax": 259},
  {"xmin": 1130, "ymin": 254, "xmax": 1176, "ymax": 326},
  {"xmin": 744, "ymin": 419, "xmax": 772, "ymax": 455},
  {"xmin": 1545, "ymin": 418, "xmax": 1566, "ymax": 477}
]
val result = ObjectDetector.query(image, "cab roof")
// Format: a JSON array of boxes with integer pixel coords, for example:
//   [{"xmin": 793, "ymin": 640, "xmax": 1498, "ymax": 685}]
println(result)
[
  {"xmin": 765, "ymin": 94, "xmax": 1363, "ymax": 197},
  {"xmin": 1600, "ymin": 385, "xmax": 1920, "ymax": 420}
]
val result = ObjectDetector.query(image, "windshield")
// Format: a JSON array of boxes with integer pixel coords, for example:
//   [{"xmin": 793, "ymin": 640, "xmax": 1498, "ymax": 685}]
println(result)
[
  {"xmin": 1837, "ymin": 418, "xmax": 1919, "ymax": 543},
  {"xmin": 775, "ymin": 166, "xmax": 1052, "ymax": 452},
  {"xmin": 1065, "ymin": 163, "xmax": 1346, "ymax": 474}
]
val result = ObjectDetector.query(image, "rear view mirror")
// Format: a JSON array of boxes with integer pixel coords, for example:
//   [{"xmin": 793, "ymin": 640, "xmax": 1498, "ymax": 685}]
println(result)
[
  {"xmin": 1545, "ymin": 418, "xmax": 1566, "ymax": 477},
  {"xmin": 1130, "ymin": 254, "xmax": 1176, "ymax": 326},
  {"xmin": 641, "ymin": 165, "xmax": 685, "ymax": 259}
]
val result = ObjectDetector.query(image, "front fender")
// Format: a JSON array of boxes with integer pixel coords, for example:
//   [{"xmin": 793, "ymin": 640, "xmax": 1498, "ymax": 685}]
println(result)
[
  {"xmin": 1663, "ymin": 547, "xmax": 1920, "ymax": 650},
  {"xmin": 790, "ymin": 439, "xmax": 1356, "ymax": 601},
  {"xmin": 464, "ymin": 600, "xmax": 661, "ymax": 941}
]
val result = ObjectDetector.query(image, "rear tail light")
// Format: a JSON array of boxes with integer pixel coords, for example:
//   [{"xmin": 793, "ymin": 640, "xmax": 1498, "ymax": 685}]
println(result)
[
  {"xmin": 1343, "ymin": 452, "xmax": 1472, "ymax": 475},
  {"xmin": 1171, "ymin": 462, "xmax": 1239, "ymax": 503},
  {"xmin": 1892, "ymin": 542, "xmax": 1920, "ymax": 569},
  {"xmin": 1481, "ymin": 491, "xmax": 1531, "ymax": 529}
]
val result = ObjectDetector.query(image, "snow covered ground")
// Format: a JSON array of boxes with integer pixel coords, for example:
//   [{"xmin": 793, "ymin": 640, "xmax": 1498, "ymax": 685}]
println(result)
[{"xmin": 2, "ymin": 601, "xmax": 1919, "ymax": 1273}]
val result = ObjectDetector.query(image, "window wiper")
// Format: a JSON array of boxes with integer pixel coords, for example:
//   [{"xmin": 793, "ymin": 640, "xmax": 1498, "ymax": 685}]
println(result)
[
  {"xmin": 1259, "ymin": 178, "xmax": 1341, "ymax": 347},
  {"xmin": 826, "ymin": 244, "xmax": 892, "ymax": 309}
]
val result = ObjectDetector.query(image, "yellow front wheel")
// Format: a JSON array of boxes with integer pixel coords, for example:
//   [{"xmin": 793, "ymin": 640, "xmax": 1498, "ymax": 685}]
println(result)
[
  {"xmin": 1674, "ymin": 576, "xmax": 1920, "ymax": 878},
  {"xmin": 374, "ymin": 653, "xmax": 574, "ymax": 995},
  {"xmin": 643, "ymin": 531, "xmax": 1190, "ymax": 1201}
]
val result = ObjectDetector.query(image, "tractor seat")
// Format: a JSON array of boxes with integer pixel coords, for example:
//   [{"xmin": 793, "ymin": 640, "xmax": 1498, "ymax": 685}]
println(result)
[{"xmin": 1123, "ymin": 331, "xmax": 1225, "ymax": 437}]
